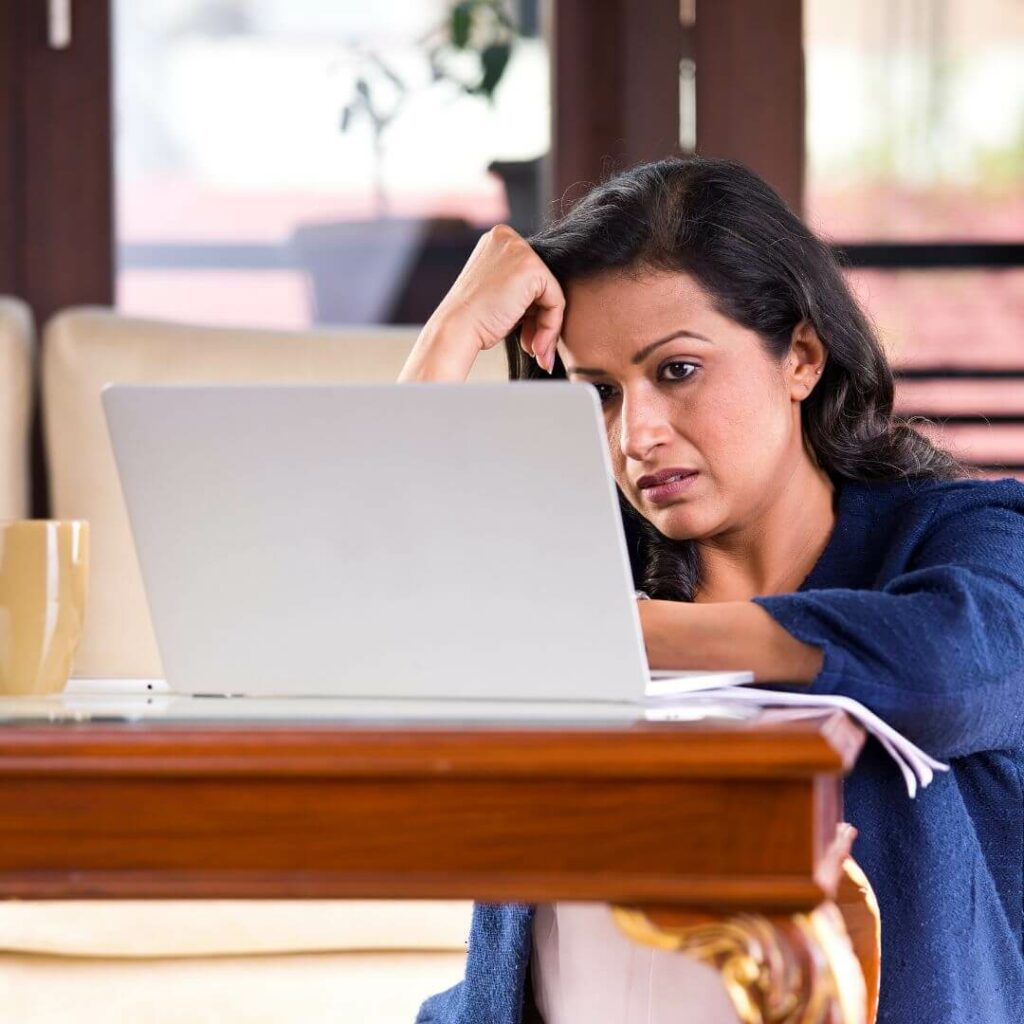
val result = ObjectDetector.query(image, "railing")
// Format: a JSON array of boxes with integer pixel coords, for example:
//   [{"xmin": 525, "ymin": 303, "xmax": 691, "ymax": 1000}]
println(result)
[
  {"xmin": 834, "ymin": 243, "xmax": 1024, "ymax": 270},
  {"xmin": 892, "ymin": 366, "xmax": 1024, "ymax": 473},
  {"xmin": 839, "ymin": 243, "xmax": 1024, "ymax": 476}
]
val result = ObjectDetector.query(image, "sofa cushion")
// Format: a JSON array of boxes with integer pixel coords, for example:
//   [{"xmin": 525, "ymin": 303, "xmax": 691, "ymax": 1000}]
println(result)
[
  {"xmin": 42, "ymin": 309, "xmax": 509, "ymax": 678},
  {"xmin": 0, "ymin": 900, "xmax": 472, "ymax": 957},
  {"xmin": 0, "ymin": 948, "xmax": 466, "ymax": 1024},
  {"xmin": 0, "ymin": 296, "xmax": 34, "ymax": 520}
]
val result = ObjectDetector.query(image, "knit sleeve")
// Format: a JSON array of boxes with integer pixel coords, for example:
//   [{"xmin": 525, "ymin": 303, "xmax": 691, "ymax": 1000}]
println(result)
[{"xmin": 751, "ymin": 494, "xmax": 1024, "ymax": 760}]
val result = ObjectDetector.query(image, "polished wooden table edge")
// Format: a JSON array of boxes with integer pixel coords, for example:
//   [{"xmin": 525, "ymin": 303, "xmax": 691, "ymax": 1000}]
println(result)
[
  {"xmin": 0, "ymin": 871, "xmax": 840, "ymax": 908},
  {"xmin": 0, "ymin": 710, "xmax": 865, "ymax": 778},
  {"xmin": 0, "ymin": 711, "xmax": 870, "ymax": 1023}
]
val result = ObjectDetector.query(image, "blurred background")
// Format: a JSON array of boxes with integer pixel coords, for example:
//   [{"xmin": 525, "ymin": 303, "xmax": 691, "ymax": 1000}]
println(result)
[{"xmin": 2, "ymin": 0, "xmax": 1022, "ymax": 477}]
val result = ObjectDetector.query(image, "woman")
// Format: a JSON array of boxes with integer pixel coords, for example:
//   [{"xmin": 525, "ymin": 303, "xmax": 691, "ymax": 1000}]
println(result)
[{"xmin": 399, "ymin": 157, "xmax": 1024, "ymax": 1024}]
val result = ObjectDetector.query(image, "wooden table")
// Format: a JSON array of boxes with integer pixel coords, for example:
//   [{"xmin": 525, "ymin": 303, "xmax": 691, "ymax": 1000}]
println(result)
[{"xmin": 0, "ymin": 710, "xmax": 871, "ymax": 1024}]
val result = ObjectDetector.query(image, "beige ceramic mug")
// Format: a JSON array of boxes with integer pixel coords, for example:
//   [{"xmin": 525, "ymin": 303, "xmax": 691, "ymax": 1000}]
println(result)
[{"xmin": 0, "ymin": 520, "xmax": 89, "ymax": 695}]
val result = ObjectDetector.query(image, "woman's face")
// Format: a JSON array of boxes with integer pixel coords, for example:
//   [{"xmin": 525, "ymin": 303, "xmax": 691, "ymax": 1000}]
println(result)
[{"xmin": 558, "ymin": 269, "xmax": 814, "ymax": 542}]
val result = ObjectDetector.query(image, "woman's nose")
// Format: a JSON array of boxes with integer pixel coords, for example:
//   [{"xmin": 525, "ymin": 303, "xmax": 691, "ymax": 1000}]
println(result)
[{"xmin": 619, "ymin": 392, "xmax": 672, "ymax": 462}]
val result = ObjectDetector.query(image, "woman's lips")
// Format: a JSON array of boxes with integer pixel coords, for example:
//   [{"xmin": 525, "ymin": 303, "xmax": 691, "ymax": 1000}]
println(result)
[{"xmin": 640, "ymin": 472, "xmax": 699, "ymax": 504}]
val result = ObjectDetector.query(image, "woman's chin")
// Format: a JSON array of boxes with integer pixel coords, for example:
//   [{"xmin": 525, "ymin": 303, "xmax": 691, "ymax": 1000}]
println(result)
[{"xmin": 648, "ymin": 507, "xmax": 708, "ymax": 542}]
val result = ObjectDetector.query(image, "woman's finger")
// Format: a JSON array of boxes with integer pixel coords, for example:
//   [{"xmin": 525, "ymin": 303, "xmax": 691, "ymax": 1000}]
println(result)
[
  {"xmin": 519, "ymin": 312, "xmax": 537, "ymax": 358},
  {"xmin": 530, "ymin": 284, "xmax": 563, "ymax": 372},
  {"xmin": 533, "ymin": 330, "xmax": 557, "ymax": 372},
  {"xmin": 538, "ymin": 287, "xmax": 564, "ymax": 371}
]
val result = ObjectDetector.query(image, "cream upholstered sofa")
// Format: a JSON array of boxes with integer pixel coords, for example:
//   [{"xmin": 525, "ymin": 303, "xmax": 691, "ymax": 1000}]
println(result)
[
  {"xmin": 0, "ymin": 307, "xmax": 511, "ymax": 1024},
  {"xmin": 0, "ymin": 296, "xmax": 34, "ymax": 519},
  {"xmin": 42, "ymin": 308, "xmax": 505, "ymax": 678}
]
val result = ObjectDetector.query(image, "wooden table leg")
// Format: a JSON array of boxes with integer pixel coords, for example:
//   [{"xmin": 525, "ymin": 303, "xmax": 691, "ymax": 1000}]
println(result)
[{"xmin": 612, "ymin": 895, "xmax": 868, "ymax": 1024}]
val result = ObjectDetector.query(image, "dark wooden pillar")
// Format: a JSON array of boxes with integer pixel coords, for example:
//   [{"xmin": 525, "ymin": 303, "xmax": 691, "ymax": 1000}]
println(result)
[
  {"xmin": 0, "ymin": 0, "xmax": 114, "ymax": 326},
  {"xmin": 0, "ymin": 0, "xmax": 112, "ymax": 516},
  {"xmin": 547, "ymin": 0, "xmax": 805, "ymax": 217},
  {"xmin": 21, "ymin": 0, "xmax": 115, "ymax": 325},
  {"xmin": 694, "ymin": 0, "xmax": 805, "ymax": 214},
  {"xmin": 548, "ymin": 0, "xmax": 682, "ymax": 211},
  {"xmin": 0, "ymin": 1, "xmax": 24, "ymax": 292}
]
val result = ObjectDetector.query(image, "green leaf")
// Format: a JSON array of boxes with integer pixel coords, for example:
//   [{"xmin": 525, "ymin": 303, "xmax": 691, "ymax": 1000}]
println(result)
[
  {"xmin": 450, "ymin": 2, "xmax": 472, "ymax": 48},
  {"xmin": 477, "ymin": 42, "xmax": 511, "ymax": 100}
]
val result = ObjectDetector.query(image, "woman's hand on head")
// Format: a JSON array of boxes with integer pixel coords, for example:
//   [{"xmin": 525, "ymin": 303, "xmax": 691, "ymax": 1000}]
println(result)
[{"xmin": 397, "ymin": 224, "xmax": 564, "ymax": 382}]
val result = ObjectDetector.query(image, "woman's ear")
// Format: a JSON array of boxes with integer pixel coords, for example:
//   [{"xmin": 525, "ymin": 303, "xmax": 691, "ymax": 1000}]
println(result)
[{"xmin": 787, "ymin": 320, "xmax": 827, "ymax": 401}]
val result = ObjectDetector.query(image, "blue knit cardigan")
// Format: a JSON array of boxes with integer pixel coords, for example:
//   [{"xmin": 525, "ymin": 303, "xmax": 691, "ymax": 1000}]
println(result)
[{"xmin": 417, "ymin": 475, "xmax": 1024, "ymax": 1024}]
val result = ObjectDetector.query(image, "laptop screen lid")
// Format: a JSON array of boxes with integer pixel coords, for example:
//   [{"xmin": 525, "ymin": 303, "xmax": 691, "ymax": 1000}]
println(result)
[{"xmin": 102, "ymin": 382, "xmax": 650, "ymax": 702}]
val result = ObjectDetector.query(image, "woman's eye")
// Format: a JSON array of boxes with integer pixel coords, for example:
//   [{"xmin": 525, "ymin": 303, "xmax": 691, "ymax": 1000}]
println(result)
[
  {"xmin": 588, "ymin": 363, "xmax": 697, "ymax": 404},
  {"xmin": 661, "ymin": 361, "xmax": 698, "ymax": 381}
]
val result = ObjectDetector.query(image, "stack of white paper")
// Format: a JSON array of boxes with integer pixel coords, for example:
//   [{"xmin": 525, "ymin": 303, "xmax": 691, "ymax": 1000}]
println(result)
[{"xmin": 645, "ymin": 676, "xmax": 948, "ymax": 798}]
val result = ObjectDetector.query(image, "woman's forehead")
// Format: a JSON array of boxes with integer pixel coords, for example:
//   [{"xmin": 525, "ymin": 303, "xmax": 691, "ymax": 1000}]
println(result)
[{"xmin": 561, "ymin": 270, "xmax": 726, "ymax": 354}]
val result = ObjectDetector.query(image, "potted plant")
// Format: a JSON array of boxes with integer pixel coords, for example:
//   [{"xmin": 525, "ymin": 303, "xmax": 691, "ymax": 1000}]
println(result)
[{"xmin": 292, "ymin": 1, "xmax": 541, "ymax": 324}]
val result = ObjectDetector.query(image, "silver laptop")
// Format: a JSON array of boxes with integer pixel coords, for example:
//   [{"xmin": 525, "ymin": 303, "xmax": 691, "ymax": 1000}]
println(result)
[{"xmin": 90, "ymin": 383, "xmax": 749, "ymax": 721}]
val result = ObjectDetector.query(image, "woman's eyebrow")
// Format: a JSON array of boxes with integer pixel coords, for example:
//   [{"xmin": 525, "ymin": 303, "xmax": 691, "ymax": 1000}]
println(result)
[{"xmin": 566, "ymin": 329, "xmax": 713, "ymax": 376}]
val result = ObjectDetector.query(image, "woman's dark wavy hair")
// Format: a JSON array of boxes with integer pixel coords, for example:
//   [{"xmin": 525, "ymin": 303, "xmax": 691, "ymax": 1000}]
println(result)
[{"xmin": 503, "ymin": 156, "xmax": 969, "ymax": 601}]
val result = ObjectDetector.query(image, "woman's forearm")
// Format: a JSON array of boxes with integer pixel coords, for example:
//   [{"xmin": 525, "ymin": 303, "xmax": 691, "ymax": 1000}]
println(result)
[
  {"xmin": 397, "ymin": 311, "xmax": 481, "ymax": 383},
  {"xmin": 637, "ymin": 599, "xmax": 824, "ymax": 684}
]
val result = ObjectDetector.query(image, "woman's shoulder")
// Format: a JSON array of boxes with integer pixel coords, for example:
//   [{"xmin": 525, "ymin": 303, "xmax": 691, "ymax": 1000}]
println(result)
[{"xmin": 839, "ymin": 473, "xmax": 1024, "ymax": 523}]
